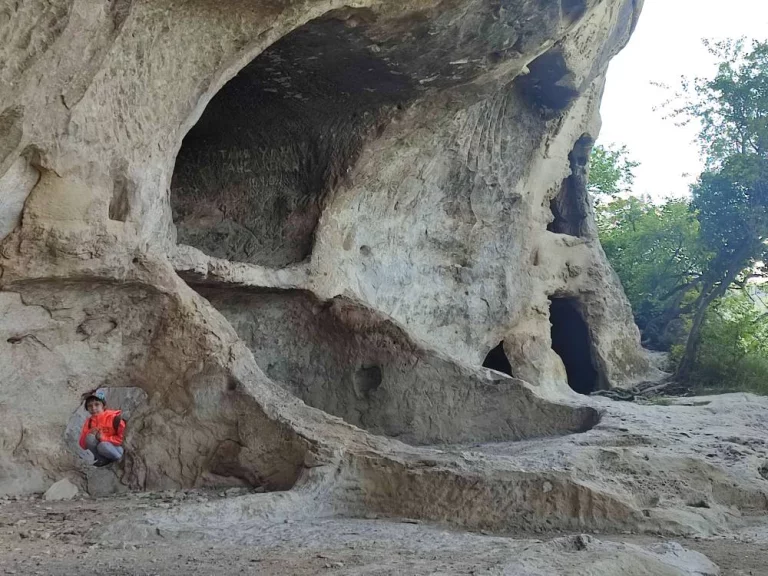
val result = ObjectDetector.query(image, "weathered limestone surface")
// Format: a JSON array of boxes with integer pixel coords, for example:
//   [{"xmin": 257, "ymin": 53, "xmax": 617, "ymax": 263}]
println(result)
[{"xmin": 9, "ymin": 6, "xmax": 764, "ymax": 572}]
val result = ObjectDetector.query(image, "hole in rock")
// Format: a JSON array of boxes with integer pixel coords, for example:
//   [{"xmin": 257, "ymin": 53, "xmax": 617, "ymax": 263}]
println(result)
[
  {"xmin": 549, "ymin": 297, "xmax": 601, "ymax": 395},
  {"xmin": 547, "ymin": 134, "xmax": 593, "ymax": 237},
  {"xmin": 482, "ymin": 341, "xmax": 513, "ymax": 377},
  {"xmin": 108, "ymin": 173, "xmax": 133, "ymax": 222},
  {"xmin": 170, "ymin": 17, "xmax": 414, "ymax": 267},
  {"xmin": 354, "ymin": 365, "xmax": 382, "ymax": 397},
  {"xmin": 517, "ymin": 47, "xmax": 579, "ymax": 117}
]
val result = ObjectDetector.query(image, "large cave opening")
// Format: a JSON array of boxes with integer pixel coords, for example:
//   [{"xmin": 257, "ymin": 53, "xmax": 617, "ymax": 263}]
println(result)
[
  {"xmin": 170, "ymin": 17, "xmax": 414, "ymax": 267},
  {"xmin": 549, "ymin": 297, "xmax": 600, "ymax": 395}
]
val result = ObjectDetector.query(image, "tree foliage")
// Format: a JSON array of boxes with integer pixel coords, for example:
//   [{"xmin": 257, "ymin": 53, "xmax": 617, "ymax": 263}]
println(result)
[
  {"xmin": 672, "ymin": 290, "xmax": 768, "ymax": 393},
  {"xmin": 589, "ymin": 143, "xmax": 768, "ymax": 391},
  {"xmin": 588, "ymin": 144, "xmax": 639, "ymax": 198},
  {"xmin": 672, "ymin": 39, "xmax": 768, "ymax": 166},
  {"xmin": 596, "ymin": 195, "xmax": 708, "ymax": 342},
  {"xmin": 671, "ymin": 40, "xmax": 768, "ymax": 379}
]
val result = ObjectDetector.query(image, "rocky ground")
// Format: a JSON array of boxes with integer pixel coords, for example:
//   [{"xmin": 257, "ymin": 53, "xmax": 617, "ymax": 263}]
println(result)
[
  {"xmin": 3, "ymin": 393, "xmax": 768, "ymax": 575},
  {"xmin": 0, "ymin": 490, "xmax": 762, "ymax": 576}
]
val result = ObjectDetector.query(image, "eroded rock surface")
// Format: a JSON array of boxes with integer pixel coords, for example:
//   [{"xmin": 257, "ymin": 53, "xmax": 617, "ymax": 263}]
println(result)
[{"xmin": 4, "ymin": 3, "xmax": 764, "ymax": 574}]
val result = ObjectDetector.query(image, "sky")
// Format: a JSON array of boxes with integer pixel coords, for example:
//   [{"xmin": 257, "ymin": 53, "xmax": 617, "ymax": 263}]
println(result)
[{"xmin": 598, "ymin": 0, "xmax": 768, "ymax": 201}]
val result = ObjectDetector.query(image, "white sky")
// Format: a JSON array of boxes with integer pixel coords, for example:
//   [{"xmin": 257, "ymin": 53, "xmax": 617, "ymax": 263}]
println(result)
[{"xmin": 598, "ymin": 0, "xmax": 768, "ymax": 200}]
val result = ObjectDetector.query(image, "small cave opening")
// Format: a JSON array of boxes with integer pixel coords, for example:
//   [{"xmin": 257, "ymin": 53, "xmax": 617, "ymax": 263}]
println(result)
[
  {"xmin": 517, "ymin": 47, "xmax": 580, "ymax": 117},
  {"xmin": 170, "ymin": 16, "xmax": 414, "ymax": 267},
  {"xmin": 354, "ymin": 365, "xmax": 383, "ymax": 397},
  {"xmin": 482, "ymin": 341, "xmax": 513, "ymax": 377},
  {"xmin": 547, "ymin": 134, "xmax": 593, "ymax": 237},
  {"xmin": 549, "ymin": 297, "xmax": 600, "ymax": 395}
]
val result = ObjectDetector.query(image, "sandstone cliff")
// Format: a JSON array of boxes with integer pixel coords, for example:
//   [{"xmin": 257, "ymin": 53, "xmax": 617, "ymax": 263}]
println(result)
[{"xmin": 1, "ymin": 0, "xmax": 658, "ymax": 502}]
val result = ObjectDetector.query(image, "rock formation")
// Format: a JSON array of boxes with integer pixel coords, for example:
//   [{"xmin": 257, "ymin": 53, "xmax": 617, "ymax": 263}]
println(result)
[
  {"xmin": 5, "ymin": 6, "xmax": 768, "ymax": 575},
  {"xmin": 11, "ymin": 6, "xmax": 767, "ymax": 569},
  {"xmin": 1, "ymin": 0, "xmax": 657, "ymax": 496}
]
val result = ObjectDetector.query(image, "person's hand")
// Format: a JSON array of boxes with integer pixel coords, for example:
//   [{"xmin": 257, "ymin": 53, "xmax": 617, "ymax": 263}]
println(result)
[{"xmin": 93, "ymin": 430, "xmax": 102, "ymax": 441}]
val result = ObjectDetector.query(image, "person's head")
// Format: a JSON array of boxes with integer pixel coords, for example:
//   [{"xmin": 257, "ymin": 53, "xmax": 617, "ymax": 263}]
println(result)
[{"xmin": 84, "ymin": 391, "xmax": 106, "ymax": 415}]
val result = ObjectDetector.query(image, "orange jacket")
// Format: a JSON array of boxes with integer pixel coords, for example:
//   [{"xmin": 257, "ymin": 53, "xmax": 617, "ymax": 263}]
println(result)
[{"xmin": 78, "ymin": 409, "xmax": 126, "ymax": 449}]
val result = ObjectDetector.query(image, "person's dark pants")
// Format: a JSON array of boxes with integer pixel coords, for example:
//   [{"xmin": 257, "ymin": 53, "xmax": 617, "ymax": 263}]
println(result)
[{"xmin": 85, "ymin": 435, "xmax": 123, "ymax": 463}]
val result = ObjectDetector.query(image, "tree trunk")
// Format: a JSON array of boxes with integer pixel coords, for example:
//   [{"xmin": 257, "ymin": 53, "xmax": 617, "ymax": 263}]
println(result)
[
  {"xmin": 675, "ymin": 264, "xmax": 745, "ymax": 382},
  {"xmin": 674, "ymin": 285, "xmax": 715, "ymax": 382}
]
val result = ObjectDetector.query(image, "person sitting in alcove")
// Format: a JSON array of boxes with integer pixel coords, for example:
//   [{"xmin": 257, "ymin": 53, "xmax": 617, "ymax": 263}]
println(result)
[{"xmin": 78, "ymin": 391, "xmax": 126, "ymax": 467}]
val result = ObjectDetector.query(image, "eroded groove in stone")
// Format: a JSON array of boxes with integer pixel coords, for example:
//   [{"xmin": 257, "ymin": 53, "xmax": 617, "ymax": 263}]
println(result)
[{"xmin": 198, "ymin": 286, "xmax": 601, "ymax": 445}]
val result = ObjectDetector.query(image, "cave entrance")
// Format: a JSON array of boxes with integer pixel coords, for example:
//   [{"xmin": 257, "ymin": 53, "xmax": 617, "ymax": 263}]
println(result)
[
  {"xmin": 549, "ymin": 298, "xmax": 600, "ymax": 394},
  {"xmin": 482, "ymin": 341, "xmax": 513, "ymax": 377},
  {"xmin": 170, "ymin": 16, "xmax": 414, "ymax": 267}
]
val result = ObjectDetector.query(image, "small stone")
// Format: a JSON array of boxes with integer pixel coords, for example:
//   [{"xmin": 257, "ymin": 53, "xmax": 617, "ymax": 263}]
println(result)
[{"xmin": 43, "ymin": 479, "xmax": 78, "ymax": 502}]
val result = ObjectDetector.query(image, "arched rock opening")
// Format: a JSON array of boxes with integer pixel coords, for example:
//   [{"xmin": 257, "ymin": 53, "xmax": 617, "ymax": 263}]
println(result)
[
  {"xmin": 549, "ymin": 297, "xmax": 602, "ymax": 394},
  {"xmin": 482, "ymin": 341, "xmax": 513, "ymax": 377},
  {"xmin": 170, "ymin": 17, "xmax": 414, "ymax": 267}
]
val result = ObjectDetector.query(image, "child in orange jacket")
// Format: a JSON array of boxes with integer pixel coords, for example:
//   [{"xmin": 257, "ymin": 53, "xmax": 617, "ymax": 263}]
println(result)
[{"xmin": 78, "ymin": 391, "xmax": 126, "ymax": 467}]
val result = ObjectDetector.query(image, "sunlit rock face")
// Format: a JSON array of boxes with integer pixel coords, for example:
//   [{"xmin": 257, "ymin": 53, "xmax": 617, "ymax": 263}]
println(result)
[{"xmin": 0, "ymin": 0, "xmax": 654, "ymax": 499}]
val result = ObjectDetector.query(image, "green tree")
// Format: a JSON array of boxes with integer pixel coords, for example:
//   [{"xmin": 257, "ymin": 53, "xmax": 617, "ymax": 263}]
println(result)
[
  {"xmin": 588, "ymin": 144, "xmax": 639, "ymax": 199},
  {"xmin": 665, "ymin": 39, "xmax": 768, "ymax": 380},
  {"xmin": 597, "ymin": 193, "xmax": 708, "ymax": 346},
  {"xmin": 675, "ymin": 289, "xmax": 768, "ymax": 393},
  {"xmin": 676, "ymin": 39, "xmax": 768, "ymax": 166},
  {"xmin": 676, "ymin": 154, "xmax": 768, "ymax": 379}
]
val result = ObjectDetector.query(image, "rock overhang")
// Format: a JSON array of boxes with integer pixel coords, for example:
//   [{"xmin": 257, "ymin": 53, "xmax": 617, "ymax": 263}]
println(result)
[{"xmin": 0, "ymin": 0, "xmax": 665, "ymax": 526}]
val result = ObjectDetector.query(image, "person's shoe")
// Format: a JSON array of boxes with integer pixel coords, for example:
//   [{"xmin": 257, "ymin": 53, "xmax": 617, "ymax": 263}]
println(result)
[{"xmin": 93, "ymin": 458, "xmax": 111, "ymax": 468}]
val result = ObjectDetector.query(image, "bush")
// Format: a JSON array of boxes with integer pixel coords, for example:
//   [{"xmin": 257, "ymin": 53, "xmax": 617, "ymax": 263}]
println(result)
[{"xmin": 679, "ymin": 291, "xmax": 768, "ymax": 394}]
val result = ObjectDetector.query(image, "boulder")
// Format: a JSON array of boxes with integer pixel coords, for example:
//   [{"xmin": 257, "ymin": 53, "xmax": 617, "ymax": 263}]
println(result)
[{"xmin": 43, "ymin": 479, "xmax": 78, "ymax": 501}]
